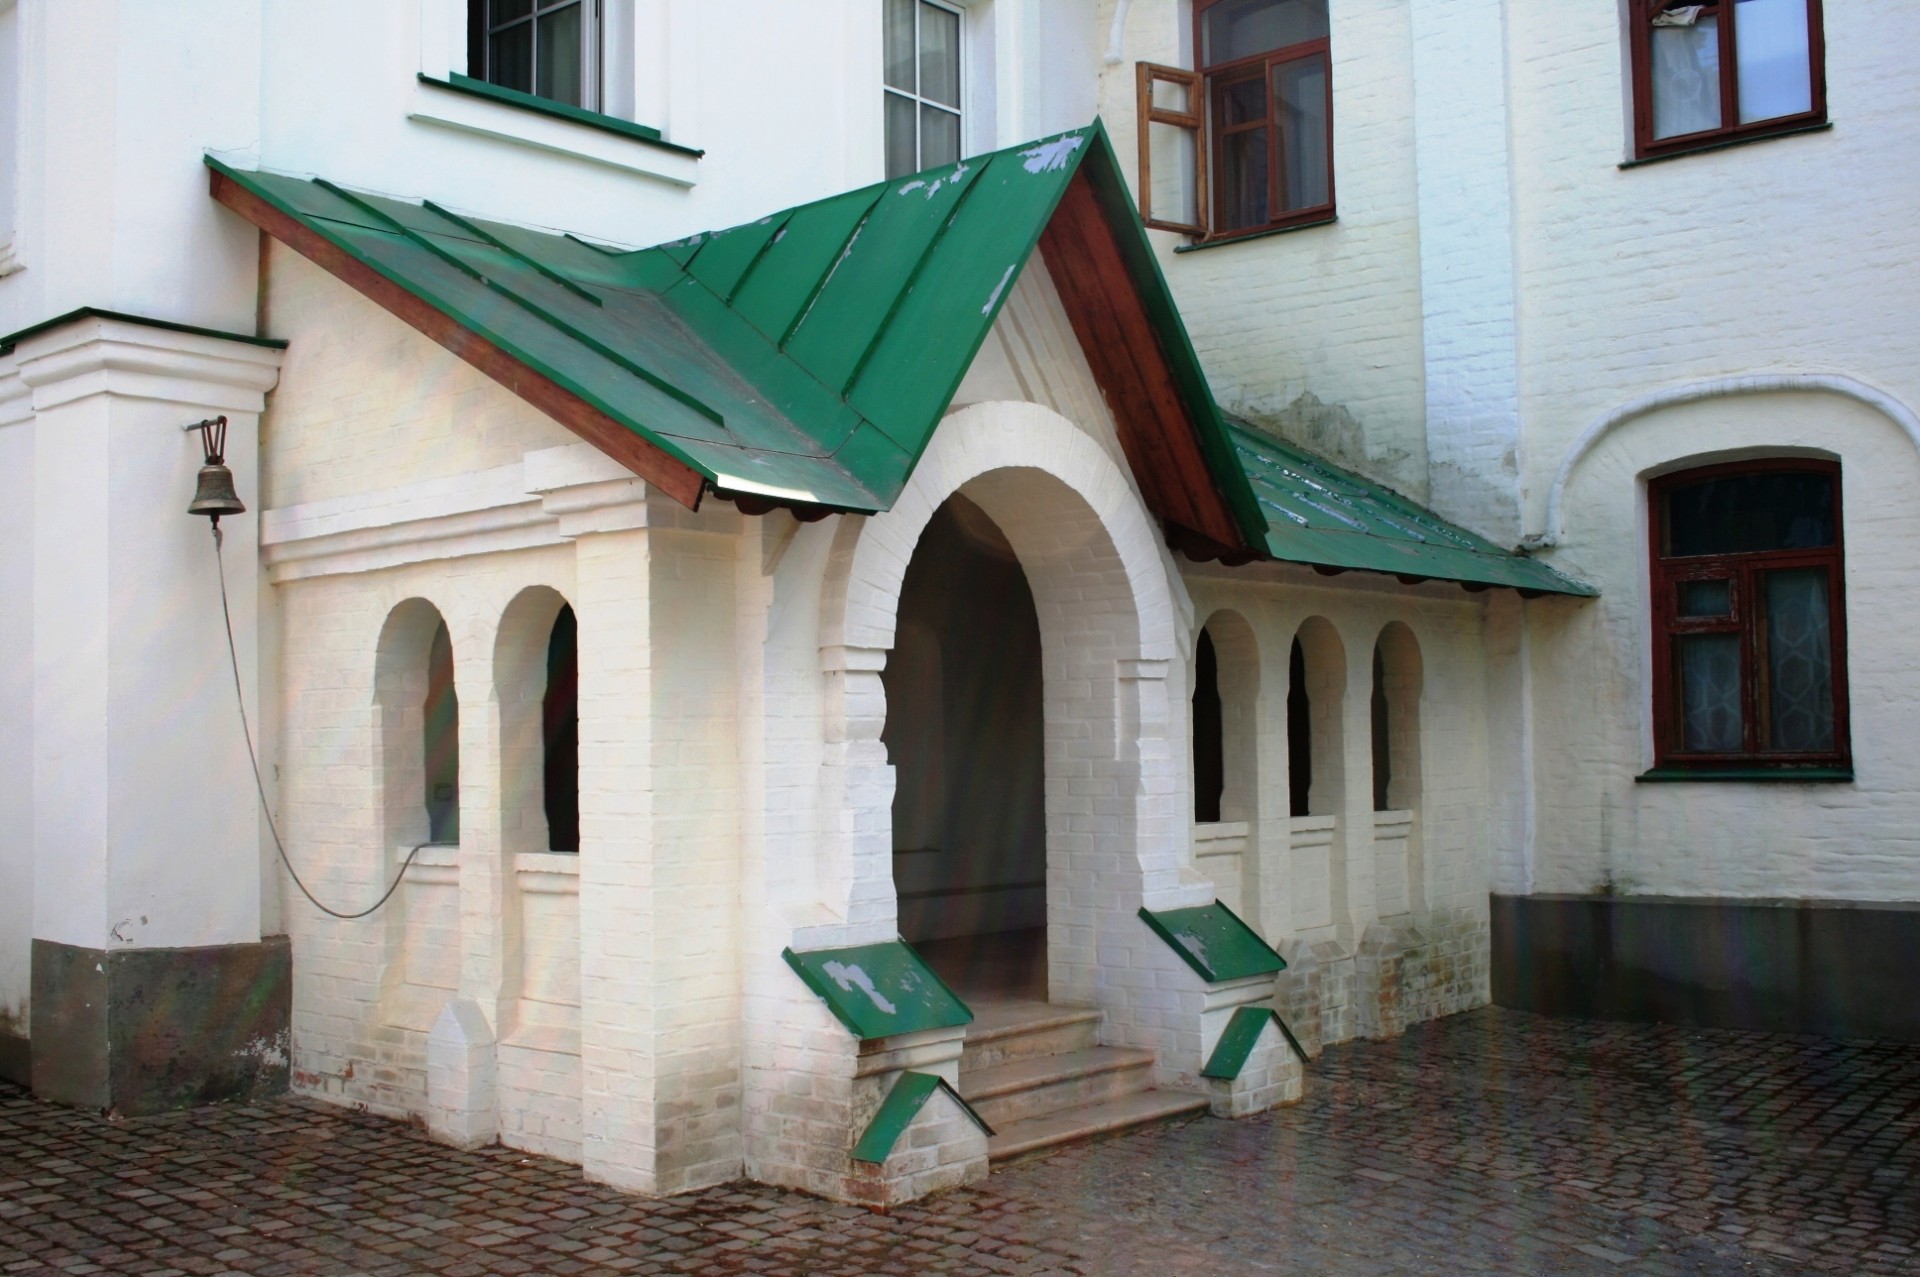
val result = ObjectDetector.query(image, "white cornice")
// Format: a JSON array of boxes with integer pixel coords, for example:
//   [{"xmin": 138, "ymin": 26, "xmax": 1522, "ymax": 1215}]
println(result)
[
  {"xmin": 13, "ymin": 316, "xmax": 283, "ymax": 412},
  {"xmin": 260, "ymin": 442, "xmax": 679, "ymax": 582}
]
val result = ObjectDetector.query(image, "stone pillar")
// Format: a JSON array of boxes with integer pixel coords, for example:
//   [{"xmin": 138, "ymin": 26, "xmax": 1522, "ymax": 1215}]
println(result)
[
  {"xmin": 427, "ymin": 999, "xmax": 499, "ymax": 1148},
  {"xmin": 14, "ymin": 312, "xmax": 286, "ymax": 1114}
]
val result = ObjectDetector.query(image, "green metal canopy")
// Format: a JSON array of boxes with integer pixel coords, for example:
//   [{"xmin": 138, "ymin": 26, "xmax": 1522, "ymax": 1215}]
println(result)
[
  {"xmin": 207, "ymin": 122, "xmax": 1592, "ymax": 596},
  {"xmin": 1228, "ymin": 421, "xmax": 1595, "ymax": 596}
]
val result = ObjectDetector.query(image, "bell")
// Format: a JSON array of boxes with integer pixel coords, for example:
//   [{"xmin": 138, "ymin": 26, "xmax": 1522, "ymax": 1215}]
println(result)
[{"xmin": 188, "ymin": 460, "xmax": 247, "ymax": 521}]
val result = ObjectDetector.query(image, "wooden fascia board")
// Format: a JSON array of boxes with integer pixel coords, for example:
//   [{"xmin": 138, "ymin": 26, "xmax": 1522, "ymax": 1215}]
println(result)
[
  {"xmin": 1037, "ymin": 169, "xmax": 1250, "ymax": 553},
  {"xmin": 209, "ymin": 168, "xmax": 709, "ymax": 512}
]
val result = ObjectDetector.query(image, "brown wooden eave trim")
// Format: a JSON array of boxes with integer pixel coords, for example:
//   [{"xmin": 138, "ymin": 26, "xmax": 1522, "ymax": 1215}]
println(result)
[{"xmin": 209, "ymin": 169, "xmax": 708, "ymax": 512}]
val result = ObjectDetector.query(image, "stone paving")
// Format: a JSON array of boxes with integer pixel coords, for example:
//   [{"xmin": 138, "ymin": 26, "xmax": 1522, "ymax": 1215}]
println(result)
[{"xmin": 1, "ymin": 1008, "xmax": 1915, "ymax": 1276}]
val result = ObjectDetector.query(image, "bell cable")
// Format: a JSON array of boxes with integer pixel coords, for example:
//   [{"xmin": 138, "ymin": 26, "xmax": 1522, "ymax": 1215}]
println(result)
[{"xmin": 210, "ymin": 522, "xmax": 426, "ymax": 919}]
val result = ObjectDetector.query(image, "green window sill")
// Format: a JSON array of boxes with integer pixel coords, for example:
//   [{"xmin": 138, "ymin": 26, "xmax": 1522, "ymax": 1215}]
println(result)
[
  {"xmin": 1635, "ymin": 766, "xmax": 1854, "ymax": 784},
  {"xmin": 1172, "ymin": 213, "xmax": 1337, "ymax": 253},
  {"xmin": 418, "ymin": 74, "xmax": 704, "ymax": 159}
]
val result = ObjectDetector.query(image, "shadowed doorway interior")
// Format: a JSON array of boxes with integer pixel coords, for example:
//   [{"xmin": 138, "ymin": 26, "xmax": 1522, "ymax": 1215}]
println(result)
[{"xmin": 883, "ymin": 494, "xmax": 1047, "ymax": 1000}]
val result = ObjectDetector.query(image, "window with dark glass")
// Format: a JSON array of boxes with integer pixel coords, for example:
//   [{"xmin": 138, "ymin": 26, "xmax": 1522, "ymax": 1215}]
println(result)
[
  {"xmin": 1649, "ymin": 460, "xmax": 1848, "ymax": 770},
  {"xmin": 543, "ymin": 605, "xmax": 580, "ymax": 853},
  {"xmin": 1631, "ymin": 0, "xmax": 1825, "ymax": 159},
  {"xmin": 1287, "ymin": 637, "xmax": 1312, "ymax": 816},
  {"xmin": 1136, "ymin": 0, "xmax": 1333, "ymax": 241},
  {"xmin": 884, "ymin": 0, "xmax": 963, "ymax": 179},
  {"xmin": 469, "ymin": 0, "xmax": 599, "ymax": 109}
]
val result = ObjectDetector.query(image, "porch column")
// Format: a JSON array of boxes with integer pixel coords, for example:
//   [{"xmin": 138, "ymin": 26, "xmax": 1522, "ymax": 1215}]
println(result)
[{"xmin": 14, "ymin": 313, "xmax": 286, "ymax": 1113}]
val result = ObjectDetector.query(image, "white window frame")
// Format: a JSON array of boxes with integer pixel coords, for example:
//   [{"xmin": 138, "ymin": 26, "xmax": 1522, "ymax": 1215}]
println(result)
[{"xmin": 884, "ymin": 0, "xmax": 967, "ymax": 178}]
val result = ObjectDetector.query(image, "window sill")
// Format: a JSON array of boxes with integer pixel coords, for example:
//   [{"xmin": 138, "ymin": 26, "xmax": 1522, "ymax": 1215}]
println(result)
[
  {"xmin": 410, "ymin": 74, "xmax": 701, "ymax": 187},
  {"xmin": 1621, "ymin": 120, "xmax": 1831, "ymax": 170},
  {"xmin": 1635, "ymin": 766, "xmax": 1853, "ymax": 784},
  {"xmin": 1172, "ymin": 214, "xmax": 1337, "ymax": 253}
]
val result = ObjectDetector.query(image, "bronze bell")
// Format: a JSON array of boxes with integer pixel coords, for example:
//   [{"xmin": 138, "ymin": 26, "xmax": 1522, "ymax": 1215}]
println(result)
[{"xmin": 188, "ymin": 459, "xmax": 246, "ymax": 522}]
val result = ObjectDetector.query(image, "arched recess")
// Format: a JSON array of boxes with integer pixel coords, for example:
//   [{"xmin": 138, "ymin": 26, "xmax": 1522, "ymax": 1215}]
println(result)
[
  {"xmin": 1287, "ymin": 616, "xmax": 1348, "ymax": 936},
  {"xmin": 373, "ymin": 598, "xmax": 462, "ymax": 1008},
  {"xmin": 818, "ymin": 400, "xmax": 1188, "ymax": 1010},
  {"xmin": 492, "ymin": 585, "xmax": 582, "ymax": 1035},
  {"xmin": 1370, "ymin": 621, "xmax": 1424, "ymax": 918},
  {"xmin": 1192, "ymin": 609, "xmax": 1260, "ymax": 920}
]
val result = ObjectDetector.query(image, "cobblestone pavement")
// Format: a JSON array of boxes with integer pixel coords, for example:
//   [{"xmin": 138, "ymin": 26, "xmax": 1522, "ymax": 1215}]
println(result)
[{"xmin": 2, "ymin": 1009, "xmax": 1916, "ymax": 1276}]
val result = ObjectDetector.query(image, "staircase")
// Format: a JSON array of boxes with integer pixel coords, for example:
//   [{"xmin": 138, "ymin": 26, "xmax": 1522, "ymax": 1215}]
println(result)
[{"xmin": 959, "ymin": 999, "xmax": 1209, "ymax": 1161}]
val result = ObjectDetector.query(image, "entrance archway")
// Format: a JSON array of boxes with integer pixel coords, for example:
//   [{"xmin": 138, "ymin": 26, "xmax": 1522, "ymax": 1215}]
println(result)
[{"xmin": 882, "ymin": 495, "xmax": 1047, "ymax": 998}]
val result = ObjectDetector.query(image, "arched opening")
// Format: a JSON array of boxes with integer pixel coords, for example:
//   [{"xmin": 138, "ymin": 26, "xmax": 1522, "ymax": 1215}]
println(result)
[
  {"xmin": 1191, "ymin": 611, "xmax": 1261, "ymax": 922},
  {"xmin": 544, "ymin": 605, "xmax": 579, "ymax": 853},
  {"xmin": 1193, "ymin": 629, "xmax": 1224, "ymax": 823},
  {"xmin": 1287, "ymin": 618, "xmax": 1347, "ymax": 936},
  {"xmin": 1371, "ymin": 623, "xmax": 1424, "ymax": 918},
  {"xmin": 882, "ymin": 494, "xmax": 1046, "ymax": 999},
  {"xmin": 424, "ymin": 619, "xmax": 461, "ymax": 845}
]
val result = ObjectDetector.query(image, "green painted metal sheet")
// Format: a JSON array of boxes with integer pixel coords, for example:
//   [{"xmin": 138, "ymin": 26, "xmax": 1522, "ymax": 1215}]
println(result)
[
  {"xmin": 209, "ymin": 129, "xmax": 1603, "ymax": 595},
  {"xmin": 1138, "ymin": 903, "xmax": 1286, "ymax": 984},
  {"xmin": 850, "ymin": 1071, "xmax": 993, "ymax": 1165},
  {"xmin": 1229, "ymin": 420, "xmax": 1595, "ymax": 596},
  {"xmin": 1201, "ymin": 1005, "xmax": 1309, "ymax": 1079},
  {"xmin": 782, "ymin": 942, "xmax": 973, "ymax": 1041}
]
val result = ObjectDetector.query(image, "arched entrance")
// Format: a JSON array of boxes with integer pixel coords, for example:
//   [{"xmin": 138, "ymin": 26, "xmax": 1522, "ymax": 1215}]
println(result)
[{"xmin": 882, "ymin": 494, "xmax": 1047, "ymax": 998}]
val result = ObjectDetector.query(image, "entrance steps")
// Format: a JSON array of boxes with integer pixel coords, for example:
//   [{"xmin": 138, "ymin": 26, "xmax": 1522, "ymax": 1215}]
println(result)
[{"xmin": 958, "ymin": 998, "xmax": 1208, "ymax": 1161}]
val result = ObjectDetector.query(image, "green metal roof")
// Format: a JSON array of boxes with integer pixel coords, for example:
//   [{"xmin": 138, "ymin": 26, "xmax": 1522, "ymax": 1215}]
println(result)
[
  {"xmin": 782, "ymin": 941, "xmax": 972, "ymax": 1041},
  {"xmin": 207, "ymin": 128, "xmax": 1146, "ymax": 514},
  {"xmin": 1229, "ymin": 420, "xmax": 1595, "ymax": 596},
  {"xmin": 1138, "ymin": 903, "xmax": 1286, "ymax": 984},
  {"xmin": 851, "ymin": 1071, "xmax": 992, "ymax": 1164},
  {"xmin": 208, "ymin": 126, "xmax": 1593, "ymax": 596}
]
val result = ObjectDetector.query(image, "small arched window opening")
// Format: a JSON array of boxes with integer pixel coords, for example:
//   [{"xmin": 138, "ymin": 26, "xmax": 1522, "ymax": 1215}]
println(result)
[
  {"xmin": 1370, "ymin": 647, "xmax": 1391, "ymax": 810},
  {"xmin": 424, "ymin": 619, "xmax": 460, "ymax": 844},
  {"xmin": 543, "ymin": 605, "xmax": 580, "ymax": 852},
  {"xmin": 1287, "ymin": 637, "xmax": 1311, "ymax": 817},
  {"xmin": 1192, "ymin": 628, "xmax": 1225, "ymax": 823}
]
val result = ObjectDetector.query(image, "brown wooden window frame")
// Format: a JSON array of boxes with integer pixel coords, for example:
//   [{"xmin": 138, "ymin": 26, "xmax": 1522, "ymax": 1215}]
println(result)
[
  {"xmin": 1648, "ymin": 458, "xmax": 1850, "ymax": 773},
  {"xmin": 1629, "ymin": 0, "xmax": 1826, "ymax": 161},
  {"xmin": 1137, "ymin": 0, "xmax": 1335, "ymax": 243}
]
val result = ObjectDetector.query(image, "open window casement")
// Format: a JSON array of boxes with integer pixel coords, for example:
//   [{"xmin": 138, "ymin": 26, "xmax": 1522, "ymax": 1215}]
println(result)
[{"xmin": 1136, "ymin": 62, "xmax": 1207, "ymax": 237}]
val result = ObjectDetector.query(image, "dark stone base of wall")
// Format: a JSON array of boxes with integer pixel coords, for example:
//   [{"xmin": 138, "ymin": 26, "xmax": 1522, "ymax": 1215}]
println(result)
[
  {"xmin": 1492, "ymin": 894, "xmax": 1920, "ymax": 1042},
  {"xmin": 30, "ymin": 936, "xmax": 292, "ymax": 1115},
  {"xmin": 0, "ymin": 1030, "xmax": 28, "ymax": 1086}
]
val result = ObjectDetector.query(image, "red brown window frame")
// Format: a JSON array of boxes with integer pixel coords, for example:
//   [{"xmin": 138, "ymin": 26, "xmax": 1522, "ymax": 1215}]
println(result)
[
  {"xmin": 1648, "ymin": 458, "xmax": 1850, "ymax": 771},
  {"xmin": 1195, "ymin": 0, "xmax": 1335, "ymax": 238},
  {"xmin": 1136, "ymin": 2, "xmax": 1334, "ymax": 241},
  {"xmin": 1629, "ymin": 0, "xmax": 1827, "ymax": 160}
]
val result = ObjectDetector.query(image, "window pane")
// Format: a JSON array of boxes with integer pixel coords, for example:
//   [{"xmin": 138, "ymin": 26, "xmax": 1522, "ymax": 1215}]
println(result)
[
  {"xmin": 1765, "ymin": 567, "xmax": 1834, "ymax": 751},
  {"xmin": 1218, "ymin": 73, "xmax": 1267, "ymax": 126},
  {"xmin": 1273, "ymin": 54, "xmax": 1329, "ymax": 211},
  {"xmin": 1677, "ymin": 579, "xmax": 1733, "ymax": 617},
  {"xmin": 1202, "ymin": 0, "xmax": 1329, "ymax": 67},
  {"xmin": 919, "ymin": 2, "xmax": 960, "ymax": 109},
  {"xmin": 1218, "ymin": 126, "xmax": 1271, "ymax": 230},
  {"xmin": 1665, "ymin": 470, "xmax": 1835, "ymax": 557},
  {"xmin": 920, "ymin": 104, "xmax": 960, "ymax": 170},
  {"xmin": 1651, "ymin": 16, "xmax": 1722, "ymax": 139},
  {"xmin": 884, "ymin": 91, "xmax": 918, "ymax": 178},
  {"xmin": 491, "ymin": 0, "xmax": 533, "ymax": 25},
  {"xmin": 1151, "ymin": 77, "xmax": 1193, "ymax": 114},
  {"xmin": 536, "ymin": 3, "xmax": 583, "ymax": 105},
  {"xmin": 884, "ymin": 0, "xmax": 916, "ymax": 92},
  {"xmin": 1147, "ymin": 119, "xmax": 1200, "ymax": 226},
  {"xmin": 1735, "ymin": 0, "xmax": 1813, "ymax": 123},
  {"xmin": 425, "ymin": 620, "xmax": 461, "ymax": 844},
  {"xmin": 1678, "ymin": 633, "xmax": 1743, "ymax": 752},
  {"xmin": 489, "ymin": 22, "xmax": 534, "ymax": 93}
]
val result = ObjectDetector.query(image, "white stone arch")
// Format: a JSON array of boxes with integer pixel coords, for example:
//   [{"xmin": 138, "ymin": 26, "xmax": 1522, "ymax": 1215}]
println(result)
[
  {"xmin": 816, "ymin": 400, "xmax": 1193, "ymax": 1007},
  {"xmin": 1532, "ymin": 373, "xmax": 1920, "ymax": 548}
]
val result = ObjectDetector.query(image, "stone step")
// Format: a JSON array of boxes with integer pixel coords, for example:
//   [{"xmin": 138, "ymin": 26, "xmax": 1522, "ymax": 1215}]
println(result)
[
  {"xmin": 985, "ymin": 1089, "xmax": 1212, "ymax": 1162},
  {"xmin": 960, "ymin": 1000, "xmax": 1103, "ymax": 1073},
  {"xmin": 961, "ymin": 1046, "xmax": 1157, "ymax": 1128}
]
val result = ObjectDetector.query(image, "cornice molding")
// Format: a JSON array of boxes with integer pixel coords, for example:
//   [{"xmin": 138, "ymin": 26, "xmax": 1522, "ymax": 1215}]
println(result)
[{"xmin": 13, "ymin": 315, "xmax": 283, "ymax": 412}]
